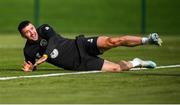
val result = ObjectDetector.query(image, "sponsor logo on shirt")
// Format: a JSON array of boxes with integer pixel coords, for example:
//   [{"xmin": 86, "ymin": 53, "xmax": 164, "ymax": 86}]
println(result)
[
  {"xmin": 50, "ymin": 49, "xmax": 59, "ymax": 59},
  {"xmin": 87, "ymin": 38, "xmax": 93, "ymax": 43},
  {"xmin": 45, "ymin": 26, "xmax": 50, "ymax": 30}
]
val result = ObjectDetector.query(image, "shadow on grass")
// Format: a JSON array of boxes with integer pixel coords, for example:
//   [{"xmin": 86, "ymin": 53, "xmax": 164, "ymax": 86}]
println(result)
[
  {"xmin": 0, "ymin": 68, "xmax": 75, "ymax": 72},
  {"xmin": 2, "ymin": 68, "xmax": 180, "ymax": 77}
]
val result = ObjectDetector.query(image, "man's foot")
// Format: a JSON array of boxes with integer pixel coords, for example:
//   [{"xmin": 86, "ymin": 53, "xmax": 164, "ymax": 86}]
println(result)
[
  {"xmin": 133, "ymin": 58, "xmax": 157, "ymax": 68},
  {"xmin": 148, "ymin": 33, "xmax": 163, "ymax": 46}
]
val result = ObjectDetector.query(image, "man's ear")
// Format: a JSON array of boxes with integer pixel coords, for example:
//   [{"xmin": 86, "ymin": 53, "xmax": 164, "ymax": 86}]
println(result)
[{"xmin": 21, "ymin": 33, "xmax": 27, "ymax": 39}]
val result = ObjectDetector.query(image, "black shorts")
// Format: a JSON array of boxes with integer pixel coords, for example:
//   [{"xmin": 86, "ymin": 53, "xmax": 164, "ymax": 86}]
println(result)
[{"xmin": 74, "ymin": 35, "xmax": 104, "ymax": 71}]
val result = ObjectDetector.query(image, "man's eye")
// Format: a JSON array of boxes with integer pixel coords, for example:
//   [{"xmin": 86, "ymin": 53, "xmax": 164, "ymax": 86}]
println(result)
[{"xmin": 25, "ymin": 31, "xmax": 29, "ymax": 34}]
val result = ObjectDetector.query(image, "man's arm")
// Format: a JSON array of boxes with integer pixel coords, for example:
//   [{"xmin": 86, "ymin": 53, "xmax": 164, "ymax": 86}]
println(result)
[
  {"xmin": 34, "ymin": 54, "xmax": 48, "ymax": 67},
  {"xmin": 22, "ymin": 54, "xmax": 48, "ymax": 72}
]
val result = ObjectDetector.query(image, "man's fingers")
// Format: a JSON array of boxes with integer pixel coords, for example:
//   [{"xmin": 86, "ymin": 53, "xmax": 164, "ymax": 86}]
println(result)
[
  {"xmin": 28, "ymin": 61, "xmax": 33, "ymax": 65},
  {"xmin": 22, "ymin": 61, "xmax": 33, "ymax": 72},
  {"xmin": 22, "ymin": 67, "xmax": 32, "ymax": 72}
]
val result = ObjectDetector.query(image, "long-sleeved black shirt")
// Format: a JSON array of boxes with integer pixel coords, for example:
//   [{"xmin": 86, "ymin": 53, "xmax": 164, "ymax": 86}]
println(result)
[{"xmin": 24, "ymin": 24, "xmax": 80, "ymax": 70}]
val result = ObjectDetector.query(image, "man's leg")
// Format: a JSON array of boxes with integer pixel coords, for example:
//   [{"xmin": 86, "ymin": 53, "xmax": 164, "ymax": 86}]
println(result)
[
  {"xmin": 101, "ymin": 60, "xmax": 133, "ymax": 72},
  {"xmin": 97, "ymin": 33, "xmax": 162, "ymax": 52},
  {"xmin": 101, "ymin": 58, "xmax": 156, "ymax": 72}
]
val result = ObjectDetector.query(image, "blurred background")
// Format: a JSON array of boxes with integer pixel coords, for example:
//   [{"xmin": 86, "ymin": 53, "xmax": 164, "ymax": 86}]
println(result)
[{"xmin": 0, "ymin": 0, "xmax": 179, "ymax": 35}]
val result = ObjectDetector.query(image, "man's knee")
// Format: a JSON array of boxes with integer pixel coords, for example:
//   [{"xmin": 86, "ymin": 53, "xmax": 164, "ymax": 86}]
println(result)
[
  {"xmin": 106, "ymin": 37, "xmax": 117, "ymax": 46},
  {"xmin": 104, "ymin": 36, "xmax": 127, "ymax": 48},
  {"xmin": 97, "ymin": 36, "xmax": 109, "ymax": 48},
  {"xmin": 112, "ymin": 61, "xmax": 132, "ymax": 72},
  {"xmin": 101, "ymin": 60, "xmax": 132, "ymax": 72},
  {"xmin": 110, "ymin": 64, "xmax": 122, "ymax": 72},
  {"xmin": 101, "ymin": 64, "xmax": 121, "ymax": 72},
  {"xmin": 97, "ymin": 36, "xmax": 134, "ymax": 52},
  {"xmin": 101, "ymin": 60, "xmax": 121, "ymax": 72}
]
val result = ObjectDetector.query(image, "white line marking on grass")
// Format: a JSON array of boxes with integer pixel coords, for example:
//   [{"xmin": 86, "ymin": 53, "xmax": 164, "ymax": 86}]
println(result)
[
  {"xmin": 0, "ymin": 71, "xmax": 101, "ymax": 81},
  {"xmin": 1, "ymin": 64, "xmax": 180, "ymax": 81},
  {"xmin": 131, "ymin": 64, "xmax": 180, "ymax": 70}
]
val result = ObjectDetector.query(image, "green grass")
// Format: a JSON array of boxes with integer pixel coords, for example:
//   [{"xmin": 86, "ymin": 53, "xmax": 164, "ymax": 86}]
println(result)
[
  {"xmin": 1, "ymin": 68, "xmax": 180, "ymax": 104},
  {"xmin": 0, "ymin": 0, "xmax": 180, "ymax": 34},
  {"xmin": 0, "ymin": 34, "xmax": 180, "ymax": 103}
]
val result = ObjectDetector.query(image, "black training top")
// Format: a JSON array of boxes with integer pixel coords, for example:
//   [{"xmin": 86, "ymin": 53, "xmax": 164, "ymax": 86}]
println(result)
[{"xmin": 23, "ymin": 24, "xmax": 80, "ymax": 70}]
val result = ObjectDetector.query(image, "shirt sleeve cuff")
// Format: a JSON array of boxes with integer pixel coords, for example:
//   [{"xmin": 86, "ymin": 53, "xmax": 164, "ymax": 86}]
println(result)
[{"xmin": 43, "ymin": 54, "xmax": 48, "ymax": 58}]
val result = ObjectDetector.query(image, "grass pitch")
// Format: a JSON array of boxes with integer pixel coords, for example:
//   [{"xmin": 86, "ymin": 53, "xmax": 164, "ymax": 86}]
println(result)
[{"xmin": 0, "ymin": 34, "xmax": 180, "ymax": 104}]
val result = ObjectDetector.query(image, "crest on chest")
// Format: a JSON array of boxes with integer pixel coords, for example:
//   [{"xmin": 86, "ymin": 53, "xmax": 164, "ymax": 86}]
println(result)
[{"xmin": 40, "ymin": 39, "xmax": 48, "ymax": 47}]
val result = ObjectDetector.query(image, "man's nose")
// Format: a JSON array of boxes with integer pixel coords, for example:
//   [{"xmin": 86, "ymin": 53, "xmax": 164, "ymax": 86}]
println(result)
[{"xmin": 29, "ymin": 31, "xmax": 34, "ymax": 35}]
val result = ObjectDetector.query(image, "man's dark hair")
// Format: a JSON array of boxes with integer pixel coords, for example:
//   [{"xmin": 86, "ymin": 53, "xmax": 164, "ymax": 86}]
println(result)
[{"xmin": 18, "ymin": 20, "xmax": 31, "ymax": 36}]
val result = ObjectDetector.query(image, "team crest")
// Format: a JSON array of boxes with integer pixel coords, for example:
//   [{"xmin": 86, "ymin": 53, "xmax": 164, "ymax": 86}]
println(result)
[
  {"xmin": 40, "ymin": 39, "xmax": 48, "ymax": 47},
  {"xmin": 50, "ymin": 49, "xmax": 59, "ymax": 59}
]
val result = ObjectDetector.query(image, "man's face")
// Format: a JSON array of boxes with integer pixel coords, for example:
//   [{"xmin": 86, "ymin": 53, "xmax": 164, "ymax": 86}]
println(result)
[{"xmin": 21, "ymin": 23, "xmax": 38, "ymax": 41}]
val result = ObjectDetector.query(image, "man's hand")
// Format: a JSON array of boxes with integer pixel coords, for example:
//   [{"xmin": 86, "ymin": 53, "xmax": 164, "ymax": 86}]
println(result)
[
  {"xmin": 22, "ymin": 61, "xmax": 34, "ymax": 72},
  {"xmin": 22, "ymin": 54, "xmax": 48, "ymax": 72}
]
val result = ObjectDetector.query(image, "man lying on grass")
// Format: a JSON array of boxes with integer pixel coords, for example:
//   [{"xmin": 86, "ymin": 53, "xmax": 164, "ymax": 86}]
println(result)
[{"xmin": 18, "ymin": 20, "xmax": 162, "ymax": 72}]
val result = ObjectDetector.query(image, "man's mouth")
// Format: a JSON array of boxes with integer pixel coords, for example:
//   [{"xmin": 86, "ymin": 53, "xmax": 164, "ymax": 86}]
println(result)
[
  {"xmin": 31, "ymin": 34, "xmax": 36, "ymax": 39},
  {"xmin": 30, "ymin": 35, "xmax": 37, "ymax": 41}
]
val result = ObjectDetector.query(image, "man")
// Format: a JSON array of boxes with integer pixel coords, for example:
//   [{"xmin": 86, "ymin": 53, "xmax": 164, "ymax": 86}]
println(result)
[{"xmin": 18, "ymin": 20, "xmax": 162, "ymax": 72}]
